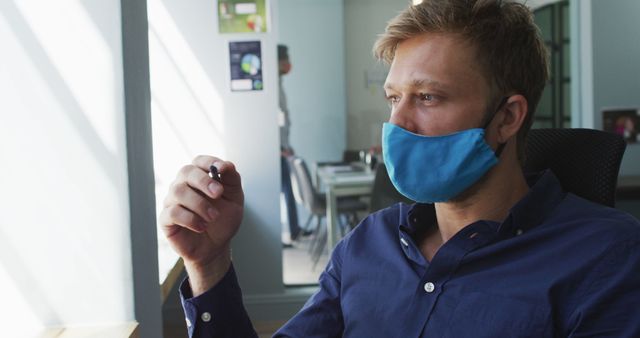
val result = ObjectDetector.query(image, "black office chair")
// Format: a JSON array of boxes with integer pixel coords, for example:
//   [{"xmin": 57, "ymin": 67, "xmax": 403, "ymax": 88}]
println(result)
[
  {"xmin": 524, "ymin": 128, "xmax": 626, "ymax": 208},
  {"xmin": 368, "ymin": 128, "xmax": 626, "ymax": 211},
  {"xmin": 369, "ymin": 163, "xmax": 414, "ymax": 213},
  {"xmin": 342, "ymin": 149, "xmax": 362, "ymax": 163}
]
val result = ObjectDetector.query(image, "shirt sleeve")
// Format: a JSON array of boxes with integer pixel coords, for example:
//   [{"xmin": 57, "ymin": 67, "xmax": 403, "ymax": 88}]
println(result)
[
  {"xmin": 567, "ymin": 238, "xmax": 640, "ymax": 338},
  {"xmin": 179, "ymin": 264, "xmax": 258, "ymax": 338},
  {"xmin": 274, "ymin": 241, "xmax": 346, "ymax": 338}
]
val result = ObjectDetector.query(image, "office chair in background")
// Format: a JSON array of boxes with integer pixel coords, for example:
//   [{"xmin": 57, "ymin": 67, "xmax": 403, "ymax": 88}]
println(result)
[
  {"xmin": 289, "ymin": 156, "xmax": 368, "ymax": 268},
  {"xmin": 369, "ymin": 163, "xmax": 414, "ymax": 213},
  {"xmin": 524, "ymin": 128, "xmax": 626, "ymax": 207}
]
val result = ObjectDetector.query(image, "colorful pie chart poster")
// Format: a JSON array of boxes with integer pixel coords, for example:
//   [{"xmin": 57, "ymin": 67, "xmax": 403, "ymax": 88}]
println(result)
[
  {"xmin": 218, "ymin": 0, "xmax": 268, "ymax": 33},
  {"xmin": 229, "ymin": 40, "xmax": 263, "ymax": 91}
]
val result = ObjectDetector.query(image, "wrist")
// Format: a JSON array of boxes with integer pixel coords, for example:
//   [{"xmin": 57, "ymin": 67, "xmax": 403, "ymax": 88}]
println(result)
[{"xmin": 184, "ymin": 248, "xmax": 232, "ymax": 297}]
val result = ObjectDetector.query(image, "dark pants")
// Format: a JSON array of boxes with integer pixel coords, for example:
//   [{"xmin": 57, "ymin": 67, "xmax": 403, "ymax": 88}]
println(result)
[{"xmin": 281, "ymin": 155, "xmax": 300, "ymax": 240}]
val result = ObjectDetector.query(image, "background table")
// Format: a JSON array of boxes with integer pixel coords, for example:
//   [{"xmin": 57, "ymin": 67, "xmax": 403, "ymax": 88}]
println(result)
[{"xmin": 316, "ymin": 165, "xmax": 375, "ymax": 250}]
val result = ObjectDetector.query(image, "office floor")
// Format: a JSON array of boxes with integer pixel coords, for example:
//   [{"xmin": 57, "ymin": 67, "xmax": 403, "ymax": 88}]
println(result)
[
  {"xmin": 282, "ymin": 233, "xmax": 329, "ymax": 285},
  {"xmin": 281, "ymin": 191, "xmax": 331, "ymax": 285}
]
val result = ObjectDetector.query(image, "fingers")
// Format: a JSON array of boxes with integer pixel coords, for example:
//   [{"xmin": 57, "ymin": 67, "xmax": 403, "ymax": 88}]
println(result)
[
  {"xmin": 192, "ymin": 155, "xmax": 242, "ymax": 188},
  {"xmin": 164, "ymin": 181, "xmax": 219, "ymax": 224},
  {"xmin": 159, "ymin": 204, "xmax": 206, "ymax": 235},
  {"xmin": 175, "ymin": 162, "xmax": 221, "ymax": 200},
  {"xmin": 160, "ymin": 155, "xmax": 243, "ymax": 239}
]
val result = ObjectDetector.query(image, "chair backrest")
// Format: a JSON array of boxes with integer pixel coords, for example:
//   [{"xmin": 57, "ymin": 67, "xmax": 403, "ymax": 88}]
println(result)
[
  {"xmin": 286, "ymin": 156, "xmax": 304, "ymax": 206},
  {"xmin": 369, "ymin": 163, "xmax": 414, "ymax": 212},
  {"xmin": 523, "ymin": 128, "xmax": 626, "ymax": 207},
  {"xmin": 290, "ymin": 157, "xmax": 323, "ymax": 213},
  {"xmin": 343, "ymin": 150, "xmax": 361, "ymax": 163}
]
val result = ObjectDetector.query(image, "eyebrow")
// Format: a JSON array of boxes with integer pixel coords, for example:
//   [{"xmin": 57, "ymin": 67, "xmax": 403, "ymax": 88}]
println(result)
[{"xmin": 383, "ymin": 78, "xmax": 450, "ymax": 92}]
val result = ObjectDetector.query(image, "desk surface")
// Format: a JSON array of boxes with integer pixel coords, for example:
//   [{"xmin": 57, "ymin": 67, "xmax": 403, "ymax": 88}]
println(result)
[
  {"xmin": 317, "ymin": 164, "xmax": 375, "ymax": 250},
  {"xmin": 618, "ymin": 175, "xmax": 640, "ymax": 199},
  {"xmin": 317, "ymin": 165, "xmax": 375, "ymax": 185},
  {"xmin": 618, "ymin": 175, "xmax": 640, "ymax": 187}
]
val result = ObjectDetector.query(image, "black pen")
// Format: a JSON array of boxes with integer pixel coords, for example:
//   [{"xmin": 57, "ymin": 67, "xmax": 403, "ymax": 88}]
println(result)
[{"xmin": 209, "ymin": 164, "xmax": 221, "ymax": 182}]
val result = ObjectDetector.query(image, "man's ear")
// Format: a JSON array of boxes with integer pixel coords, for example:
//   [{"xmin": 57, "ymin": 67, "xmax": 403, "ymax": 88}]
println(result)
[{"xmin": 497, "ymin": 94, "xmax": 528, "ymax": 143}]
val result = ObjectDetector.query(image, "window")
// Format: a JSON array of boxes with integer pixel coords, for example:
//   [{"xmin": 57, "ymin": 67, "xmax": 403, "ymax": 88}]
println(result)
[{"xmin": 533, "ymin": 1, "xmax": 571, "ymax": 128}]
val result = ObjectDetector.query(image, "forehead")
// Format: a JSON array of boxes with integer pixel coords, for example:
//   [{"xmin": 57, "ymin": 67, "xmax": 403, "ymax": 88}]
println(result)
[{"xmin": 385, "ymin": 33, "xmax": 489, "ymax": 95}]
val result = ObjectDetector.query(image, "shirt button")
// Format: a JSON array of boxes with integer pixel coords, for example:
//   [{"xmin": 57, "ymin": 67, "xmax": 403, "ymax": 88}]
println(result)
[
  {"xmin": 400, "ymin": 237, "xmax": 409, "ymax": 247},
  {"xmin": 424, "ymin": 282, "xmax": 435, "ymax": 293},
  {"xmin": 201, "ymin": 312, "xmax": 212, "ymax": 322},
  {"xmin": 185, "ymin": 318, "xmax": 192, "ymax": 327}
]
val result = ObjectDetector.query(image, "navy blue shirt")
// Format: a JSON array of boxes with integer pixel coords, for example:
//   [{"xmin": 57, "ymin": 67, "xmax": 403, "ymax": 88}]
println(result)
[{"xmin": 181, "ymin": 170, "xmax": 640, "ymax": 337}]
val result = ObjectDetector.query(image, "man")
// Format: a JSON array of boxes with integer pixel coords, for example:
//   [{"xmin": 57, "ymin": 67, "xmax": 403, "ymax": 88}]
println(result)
[
  {"xmin": 277, "ymin": 44, "xmax": 304, "ymax": 243},
  {"xmin": 160, "ymin": 1, "xmax": 640, "ymax": 337}
]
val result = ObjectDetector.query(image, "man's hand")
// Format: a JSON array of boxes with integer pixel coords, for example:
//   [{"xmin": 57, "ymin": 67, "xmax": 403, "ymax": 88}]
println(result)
[{"xmin": 159, "ymin": 155, "xmax": 244, "ymax": 296}]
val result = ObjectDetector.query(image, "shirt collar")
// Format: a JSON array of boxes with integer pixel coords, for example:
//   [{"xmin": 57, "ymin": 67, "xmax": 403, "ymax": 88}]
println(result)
[
  {"xmin": 399, "ymin": 169, "xmax": 567, "ymax": 236},
  {"xmin": 505, "ymin": 169, "xmax": 566, "ymax": 233},
  {"xmin": 400, "ymin": 202, "xmax": 436, "ymax": 238}
]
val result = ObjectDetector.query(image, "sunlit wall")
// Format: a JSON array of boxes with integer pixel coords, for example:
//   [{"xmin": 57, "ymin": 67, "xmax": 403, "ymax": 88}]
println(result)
[
  {"xmin": 147, "ymin": 0, "xmax": 283, "ymax": 301},
  {"xmin": 0, "ymin": 0, "xmax": 133, "ymax": 334},
  {"xmin": 147, "ymin": 0, "xmax": 227, "ymax": 283}
]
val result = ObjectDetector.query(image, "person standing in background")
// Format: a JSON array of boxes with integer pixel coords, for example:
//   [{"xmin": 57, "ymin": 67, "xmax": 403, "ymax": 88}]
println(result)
[{"xmin": 278, "ymin": 44, "xmax": 303, "ymax": 243}]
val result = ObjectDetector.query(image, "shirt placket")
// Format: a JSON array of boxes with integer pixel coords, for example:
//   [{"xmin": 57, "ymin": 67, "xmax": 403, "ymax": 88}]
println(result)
[{"xmin": 397, "ymin": 222, "xmax": 497, "ymax": 338}]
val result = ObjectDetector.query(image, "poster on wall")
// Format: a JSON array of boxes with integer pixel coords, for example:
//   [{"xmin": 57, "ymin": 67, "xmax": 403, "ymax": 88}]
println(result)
[
  {"xmin": 218, "ymin": 0, "xmax": 268, "ymax": 33},
  {"xmin": 228, "ymin": 40, "xmax": 263, "ymax": 91},
  {"xmin": 603, "ymin": 108, "xmax": 640, "ymax": 143}
]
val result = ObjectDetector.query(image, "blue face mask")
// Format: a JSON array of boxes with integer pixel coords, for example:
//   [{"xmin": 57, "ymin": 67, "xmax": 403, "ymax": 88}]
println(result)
[{"xmin": 382, "ymin": 100, "xmax": 507, "ymax": 203}]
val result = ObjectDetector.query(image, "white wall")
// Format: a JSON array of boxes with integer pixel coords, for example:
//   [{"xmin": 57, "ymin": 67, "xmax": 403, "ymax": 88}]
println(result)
[
  {"xmin": 279, "ymin": 0, "xmax": 347, "ymax": 164},
  {"xmin": 148, "ymin": 0, "xmax": 284, "ymax": 303},
  {"xmin": 591, "ymin": 0, "xmax": 640, "ymax": 176},
  {"xmin": 572, "ymin": 0, "xmax": 640, "ymax": 176},
  {"xmin": 344, "ymin": 0, "xmax": 408, "ymax": 150},
  {"xmin": 0, "ymin": 0, "xmax": 134, "ymax": 335}
]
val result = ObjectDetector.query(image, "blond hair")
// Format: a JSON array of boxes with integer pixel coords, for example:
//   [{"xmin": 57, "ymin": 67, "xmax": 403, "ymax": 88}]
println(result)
[{"xmin": 374, "ymin": 0, "xmax": 549, "ymax": 163}]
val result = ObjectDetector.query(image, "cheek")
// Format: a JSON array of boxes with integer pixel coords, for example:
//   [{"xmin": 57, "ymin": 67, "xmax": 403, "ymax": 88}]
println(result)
[
  {"xmin": 412, "ymin": 109, "xmax": 457, "ymax": 137},
  {"xmin": 389, "ymin": 111, "xmax": 446, "ymax": 137},
  {"xmin": 416, "ymin": 110, "xmax": 478, "ymax": 137},
  {"xmin": 418, "ymin": 123, "xmax": 450, "ymax": 137},
  {"xmin": 388, "ymin": 102, "xmax": 480, "ymax": 137}
]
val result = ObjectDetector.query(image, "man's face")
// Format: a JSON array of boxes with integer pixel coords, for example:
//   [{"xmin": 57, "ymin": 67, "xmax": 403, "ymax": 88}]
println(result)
[
  {"xmin": 279, "ymin": 58, "xmax": 292, "ymax": 75},
  {"xmin": 384, "ymin": 33, "xmax": 492, "ymax": 137}
]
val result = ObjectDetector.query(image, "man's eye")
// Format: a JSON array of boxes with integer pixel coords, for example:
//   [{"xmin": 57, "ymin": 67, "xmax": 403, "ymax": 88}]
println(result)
[
  {"xmin": 419, "ymin": 93, "xmax": 434, "ymax": 102},
  {"xmin": 385, "ymin": 95, "xmax": 400, "ymax": 105}
]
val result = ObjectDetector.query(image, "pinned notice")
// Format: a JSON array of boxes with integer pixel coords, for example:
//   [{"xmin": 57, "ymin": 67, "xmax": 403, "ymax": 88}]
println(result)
[
  {"xmin": 229, "ymin": 40, "xmax": 263, "ymax": 92},
  {"xmin": 218, "ymin": 0, "xmax": 268, "ymax": 33}
]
